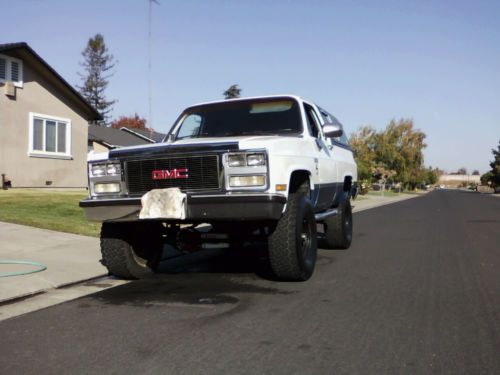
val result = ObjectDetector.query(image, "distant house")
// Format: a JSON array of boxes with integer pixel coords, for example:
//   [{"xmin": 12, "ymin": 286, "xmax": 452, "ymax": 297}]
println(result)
[
  {"xmin": 438, "ymin": 174, "xmax": 480, "ymax": 188},
  {"xmin": 88, "ymin": 125, "xmax": 152, "ymax": 153},
  {"xmin": 0, "ymin": 42, "xmax": 101, "ymax": 188}
]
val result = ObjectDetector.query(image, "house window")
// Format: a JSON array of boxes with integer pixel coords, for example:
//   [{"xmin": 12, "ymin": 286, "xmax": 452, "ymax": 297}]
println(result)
[
  {"xmin": 29, "ymin": 113, "xmax": 72, "ymax": 159},
  {"xmin": 0, "ymin": 54, "xmax": 23, "ymax": 87}
]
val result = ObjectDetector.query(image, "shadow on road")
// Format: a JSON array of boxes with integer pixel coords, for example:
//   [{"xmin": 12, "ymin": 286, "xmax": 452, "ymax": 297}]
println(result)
[
  {"xmin": 157, "ymin": 243, "xmax": 269, "ymax": 276},
  {"xmin": 87, "ymin": 244, "xmax": 297, "ymax": 309},
  {"xmin": 85, "ymin": 272, "xmax": 294, "ymax": 309}
]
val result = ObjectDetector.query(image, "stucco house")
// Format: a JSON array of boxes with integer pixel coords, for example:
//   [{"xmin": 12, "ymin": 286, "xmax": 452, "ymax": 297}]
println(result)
[{"xmin": 0, "ymin": 42, "xmax": 101, "ymax": 188}]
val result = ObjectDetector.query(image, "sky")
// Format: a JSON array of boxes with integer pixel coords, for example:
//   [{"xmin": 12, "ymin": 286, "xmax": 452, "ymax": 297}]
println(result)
[{"xmin": 2, "ymin": 0, "xmax": 499, "ymax": 173}]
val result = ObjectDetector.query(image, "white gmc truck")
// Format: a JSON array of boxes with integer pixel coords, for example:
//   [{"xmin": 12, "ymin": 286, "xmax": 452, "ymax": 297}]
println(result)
[{"xmin": 80, "ymin": 95, "xmax": 357, "ymax": 281}]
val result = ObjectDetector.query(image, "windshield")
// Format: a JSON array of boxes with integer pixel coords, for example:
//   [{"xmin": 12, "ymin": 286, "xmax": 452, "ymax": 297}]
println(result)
[{"xmin": 173, "ymin": 98, "xmax": 302, "ymax": 140}]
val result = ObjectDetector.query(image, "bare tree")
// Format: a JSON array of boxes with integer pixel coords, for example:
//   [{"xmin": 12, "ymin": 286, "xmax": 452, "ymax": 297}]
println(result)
[{"xmin": 78, "ymin": 34, "xmax": 116, "ymax": 124}]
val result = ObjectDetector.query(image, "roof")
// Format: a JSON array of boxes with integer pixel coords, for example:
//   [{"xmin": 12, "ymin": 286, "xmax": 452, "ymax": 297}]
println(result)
[
  {"xmin": 120, "ymin": 127, "xmax": 166, "ymax": 143},
  {"xmin": 88, "ymin": 125, "xmax": 151, "ymax": 148},
  {"xmin": 187, "ymin": 94, "xmax": 305, "ymax": 109},
  {"xmin": 0, "ymin": 42, "xmax": 102, "ymax": 121}
]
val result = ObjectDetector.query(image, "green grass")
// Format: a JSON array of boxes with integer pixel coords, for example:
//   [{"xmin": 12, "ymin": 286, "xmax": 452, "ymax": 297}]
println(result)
[
  {"xmin": 354, "ymin": 194, "xmax": 368, "ymax": 200},
  {"xmin": 366, "ymin": 190, "xmax": 404, "ymax": 197},
  {"xmin": 366, "ymin": 189, "xmax": 425, "ymax": 197},
  {"xmin": 0, "ymin": 189, "xmax": 101, "ymax": 237}
]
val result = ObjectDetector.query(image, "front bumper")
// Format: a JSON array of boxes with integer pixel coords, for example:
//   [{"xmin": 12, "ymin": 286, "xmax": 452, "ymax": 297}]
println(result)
[{"xmin": 79, "ymin": 193, "xmax": 286, "ymax": 222}]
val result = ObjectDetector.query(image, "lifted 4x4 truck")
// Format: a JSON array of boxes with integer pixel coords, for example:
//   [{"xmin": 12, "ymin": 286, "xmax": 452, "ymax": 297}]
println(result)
[{"xmin": 80, "ymin": 95, "xmax": 358, "ymax": 281}]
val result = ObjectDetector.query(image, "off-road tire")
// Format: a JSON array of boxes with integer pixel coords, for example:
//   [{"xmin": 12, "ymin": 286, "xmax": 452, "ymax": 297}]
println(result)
[
  {"xmin": 323, "ymin": 198, "xmax": 353, "ymax": 249},
  {"xmin": 267, "ymin": 185, "xmax": 317, "ymax": 281},
  {"xmin": 100, "ymin": 222, "xmax": 164, "ymax": 279}
]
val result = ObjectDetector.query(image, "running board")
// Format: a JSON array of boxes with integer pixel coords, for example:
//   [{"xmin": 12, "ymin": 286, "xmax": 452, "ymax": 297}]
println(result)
[{"xmin": 315, "ymin": 208, "xmax": 338, "ymax": 222}]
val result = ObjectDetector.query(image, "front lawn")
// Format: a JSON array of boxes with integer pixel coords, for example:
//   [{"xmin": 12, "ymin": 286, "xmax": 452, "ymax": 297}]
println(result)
[
  {"xmin": 0, "ymin": 189, "xmax": 101, "ymax": 237},
  {"xmin": 367, "ymin": 190, "xmax": 404, "ymax": 197}
]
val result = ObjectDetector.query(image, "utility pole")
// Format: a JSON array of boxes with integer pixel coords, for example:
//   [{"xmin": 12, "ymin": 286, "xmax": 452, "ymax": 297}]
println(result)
[{"xmin": 148, "ymin": 0, "xmax": 159, "ymax": 134}]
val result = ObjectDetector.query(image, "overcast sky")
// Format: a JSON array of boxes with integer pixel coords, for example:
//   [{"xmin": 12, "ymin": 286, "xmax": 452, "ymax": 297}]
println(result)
[{"xmin": 3, "ymin": 0, "xmax": 499, "ymax": 173}]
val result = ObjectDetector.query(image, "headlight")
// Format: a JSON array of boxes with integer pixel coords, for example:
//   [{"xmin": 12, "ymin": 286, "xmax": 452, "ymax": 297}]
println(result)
[
  {"xmin": 227, "ymin": 152, "xmax": 267, "ymax": 167},
  {"xmin": 106, "ymin": 163, "xmax": 121, "ymax": 175},
  {"xmin": 91, "ymin": 164, "xmax": 106, "ymax": 177},
  {"xmin": 227, "ymin": 154, "xmax": 246, "ymax": 167},
  {"xmin": 247, "ymin": 153, "xmax": 266, "ymax": 166},
  {"xmin": 94, "ymin": 182, "xmax": 121, "ymax": 194},
  {"xmin": 90, "ymin": 162, "xmax": 121, "ymax": 176},
  {"xmin": 229, "ymin": 175, "xmax": 266, "ymax": 187}
]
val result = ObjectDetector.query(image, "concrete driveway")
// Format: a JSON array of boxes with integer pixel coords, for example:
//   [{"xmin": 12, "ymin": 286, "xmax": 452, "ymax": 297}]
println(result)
[{"xmin": 0, "ymin": 222, "xmax": 105, "ymax": 303}]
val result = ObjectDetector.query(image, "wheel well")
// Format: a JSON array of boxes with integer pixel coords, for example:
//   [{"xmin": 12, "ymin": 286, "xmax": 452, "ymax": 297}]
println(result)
[
  {"xmin": 343, "ymin": 176, "xmax": 353, "ymax": 192},
  {"xmin": 289, "ymin": 170, "xmax": 311, "ymax": 194}
]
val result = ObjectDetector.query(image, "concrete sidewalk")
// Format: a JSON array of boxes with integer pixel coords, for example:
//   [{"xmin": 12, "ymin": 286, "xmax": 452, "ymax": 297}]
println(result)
[
  {"xmin": 0, "ymin": 192, "xmax": 422, "ymax": 305},
  {"xmin": 352, "ymin": 192, "xmax": 422, "ymax": 212},
  {"xmin": 0, "ymin": 222, "xmax": 104, "ymax": 303}
]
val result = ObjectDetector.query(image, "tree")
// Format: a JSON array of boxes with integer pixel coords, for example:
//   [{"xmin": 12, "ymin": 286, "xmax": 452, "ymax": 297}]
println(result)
[
  {"xmin": 349, "ymin": 126, "xmax": 377, "ymax": 183},
  {"xmin": 349, "ymin": 119, "xmax": 427, "ymax": 190},
  {"xmin": 457, "ymin": 167, "xmax": 467, "ymax": 175},
  {"xmin": 373, "ymin": 119, "xmax": 426, "ymax": 189},
  {"xmin": 480, "ymin": 171, "xmax": 494, "ymax": 185},
  {"xmin": 371, "ymin": 165, "xmax": 396, "ymax": 189},
  {"xmin": 487, "ymin": 139, "xmax": 500, "ymax": 191},
  {"xmin": 111, "ymin": 113, "xmax": 148, "ymax": 130},
  {"xmin": 223, "ymin": 84, "xmax": 242, "ymax": 99},
  {"xmin": 422, "ymin": 166, "xmax": 441, "ymax": 185},
  {"xmin": 78, "ymin": 33, "xmax": 116, "ymax": 124},
  {"xmin": 472, "ymin": 169, "xmax": 480, "ymax": 175}
]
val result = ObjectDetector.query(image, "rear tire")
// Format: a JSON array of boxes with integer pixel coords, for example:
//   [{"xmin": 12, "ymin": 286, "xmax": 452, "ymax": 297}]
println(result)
[
  {"xmin": 323, "ymin": 198, "xmax": 353, "ymax": 249},
  {"xmin": 100, "ymin": 222, "xmax": 164, "ymax": 279},
  {"xmin": 267, "ymin": 184, "xmax": 317, "ymax": 281}
]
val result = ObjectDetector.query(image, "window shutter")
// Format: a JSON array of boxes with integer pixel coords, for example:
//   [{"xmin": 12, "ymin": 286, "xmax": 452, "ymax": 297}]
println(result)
[
  {"xmin": 10, "ymin": 61, "xmax": 19, "ymax": 82},
  {"xmin": 0, "ymin": 58, "xmax": 6, "ymax": 80}
]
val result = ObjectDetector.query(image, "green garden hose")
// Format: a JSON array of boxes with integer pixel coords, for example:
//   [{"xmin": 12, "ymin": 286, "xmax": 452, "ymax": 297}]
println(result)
[{"xmin": 0, "ymin": 260, "xmax": 47, "ymax": 277}]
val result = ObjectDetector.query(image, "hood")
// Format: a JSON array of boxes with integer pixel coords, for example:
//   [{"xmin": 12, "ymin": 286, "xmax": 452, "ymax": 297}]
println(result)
[{"xmin": 107, "ymin": 135, "xmax": 299, "ymax": 159}]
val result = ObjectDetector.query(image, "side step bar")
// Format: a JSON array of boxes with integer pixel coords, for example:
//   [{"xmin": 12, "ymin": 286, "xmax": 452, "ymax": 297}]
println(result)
[{"xmin": 315, "ymin": 208, "xmax": 338, "ymax": 222}]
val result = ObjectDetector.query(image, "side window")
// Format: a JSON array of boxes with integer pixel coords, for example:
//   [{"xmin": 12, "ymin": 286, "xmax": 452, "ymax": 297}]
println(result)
[
  {"xmin": 319, "ymin": 109, "xmax": 331, "ymax": 124},
  {"xmin": 176, "ymin": 114, "xmax": 202, "ymax": 139},
  {"xmin": 319, "ymin": 107, "xmax": 350, "ymax": 146},
  {"xmin": 338, "ymin": 131, "xmax": 349, "ymax": 145},
  {"xmin": 303, "ymin": 104, "xmax": 321, "ymax": 138},
  {"xmin": 29, "ymin": 113, "xmax": 71, "ymax": 158}
]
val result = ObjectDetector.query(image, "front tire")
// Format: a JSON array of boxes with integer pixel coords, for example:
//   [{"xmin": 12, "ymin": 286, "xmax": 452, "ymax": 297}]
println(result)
[
  {"xmin": 100, "ymin": 222, "xmax": 164, "ymax": 279},
  {"xmin": 267, "ymin": 188, "xmax": 317, "ymax": 281}
]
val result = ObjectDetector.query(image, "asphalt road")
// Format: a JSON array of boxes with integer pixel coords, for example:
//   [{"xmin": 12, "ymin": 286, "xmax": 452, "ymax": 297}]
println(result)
[{"xmin": 1, "ymin": 190, "xmax": 499, "ymax": 375}]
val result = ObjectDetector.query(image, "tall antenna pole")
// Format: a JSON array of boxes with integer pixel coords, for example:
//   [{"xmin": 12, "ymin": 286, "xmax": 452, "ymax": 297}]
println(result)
[{"xmin": 148, "ymin": 0, "xmax": 159, "ymax": 132}]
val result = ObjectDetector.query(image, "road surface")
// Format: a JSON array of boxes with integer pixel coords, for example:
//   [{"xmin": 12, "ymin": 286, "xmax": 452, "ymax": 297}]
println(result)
[{"xmin": 1, "ymin": 190, "xmax": 499, "ymax": 374}]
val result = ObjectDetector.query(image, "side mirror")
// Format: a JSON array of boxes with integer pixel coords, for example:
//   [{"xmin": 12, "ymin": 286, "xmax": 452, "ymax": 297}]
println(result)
[{"xmin": 323, "ymin": 123, "xmax": 343, "ymax": 138}]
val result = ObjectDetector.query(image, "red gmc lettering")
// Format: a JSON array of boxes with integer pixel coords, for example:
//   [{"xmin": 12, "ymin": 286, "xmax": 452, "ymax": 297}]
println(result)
[{"xmin": 151, "ymin": 168, "xmax": 189, "ymax": 180}]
